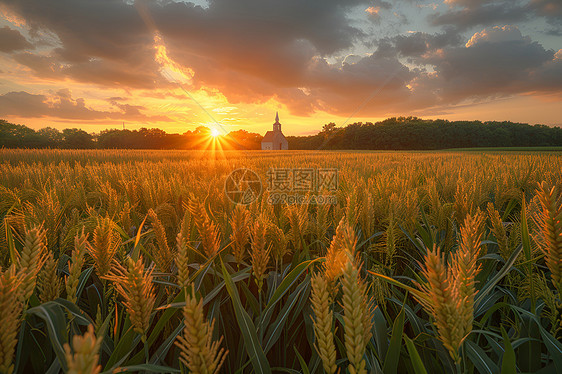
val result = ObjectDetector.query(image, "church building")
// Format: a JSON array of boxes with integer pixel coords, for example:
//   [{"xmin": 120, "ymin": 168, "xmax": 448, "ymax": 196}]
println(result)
[{"xmin": 261, "ymin": 112, "xmax": 288, "ymax": 150}]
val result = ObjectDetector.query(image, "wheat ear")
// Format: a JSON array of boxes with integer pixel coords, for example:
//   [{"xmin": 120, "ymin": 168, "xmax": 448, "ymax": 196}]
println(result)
[
  {"xmin": 534, "ymin": 182, "xmax": 562, "ymax": 294},
  {"xmin": 416, "ymin": 246, "xmax": 463, "ymax": 363},
  {"xmin": 63, "ymin": 324, "xmax": 102, "ymax": 374},
  {"xmin": 324, "ymin": 219, "xmax": 352, "ymax": 294},
  {"xmin": 338, "ymin": 221, "xmax": 372, "ymax": 374},
  {"xmin": 16, "ymin": 225, "xmax": 47, "ymax": 303},
  {"xmin": 188, "ymin": 200, "xmax": 221, "ymax": 258},
  {"xmin": 176, "ymin": 232, "xmax": 190, "ymax": 289},
  {"xmin": 66, "ymin": 230, "xmax": 88, "ymax": 303},
  {"xmin": 88, "ymin": 217, "xmax": 120, "ymax": 278},
  {"xmin": 103, "ymin": 257, "xmax": 156, "ymax": 337},
  {"xmin": 452, "ymin": 211, "xmax": 484, "ymax": 334},
  {"xmin": 148, "ymin": 209, "xmax": 174, "ymax": 272},
  {"xmin": 487, "ymin": 202, "xmax": 510, "ymax": 260},
  {"xmin": 37, "ymin": 251, "xmax": 61, "ymax": 303},
  {"xmin": 229, "ymin": 205, "xmax": 250, "ymax": 264},
  {"xmin": 175, "ymin": 289, "xmax": 228, "ymax": 374},
  {"xmin": 311, "ymin": 273, "xmax": 337, "ymax": 374},
  {"xmin": 341, "ymin": 258, "xmax": 372, "ymax": 374},
  {"xmin": 0, "ymin": 266, "xmax": 23, "ymax": 374},
  {"xmin": 250, "ymin": 216, "xmax": 271, "ymax": 293}
]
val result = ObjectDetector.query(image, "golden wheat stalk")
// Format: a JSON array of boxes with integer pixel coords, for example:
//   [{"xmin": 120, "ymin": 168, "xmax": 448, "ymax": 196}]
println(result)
[
  {"xmin": 310, "ymin": 273, "xmax": 337, "ymax": 374},
  {"xmin": 314, "ymin": 202, "xmax": 331, "ymax": 250},
  {"xmin": 0, "ymin": 266, "xmax": 23, "ymax": 374},
  {"xmin": 66, "ymin": 230, "xmax": 88, "ymax": 304},
  {"xmin": 345, "ymin": 190, "xmax": 362, "ymax": 228},
  {"xmin": 188, "ymin": 200, "xmax": 221, "ymax": 258},
  {"xmin": 286, "ymin": 205, "xmax": 308, "ymax": 251},
  {"xmin": 324, "ymin": 219, "xmax": 352, "ymax": 292},
  {"xmin": 416, "ymin": 246, "xmax": 463, "ymax": 363},
  {"xmin": 37, "ymin": 251, "xmax": 61, "ymax": 303},
  {"xmin": 229, "ymin": 205, "xmax": 250, "ymax": 264},
  {"xmin": 534, "ymin": 181, "xmax": 562, "ymax": 294},
  {"xmin": 341, "ymin": 256, "xmax": 372, "ymax": 374},
  {"xmin": 16, "ymin": 225, "xmax": 47, "ymax": 304},
  {"xmin": 103, "ymin": 257, "xmax": 156, "ymax": 337},
  {"xmin": 250, "ymin": 217, "xmax": 271, "ymax": 293},
  {"xmin": 333, "ymin": 221, "xmax": 372, "ymax": 374},
  {"xmin": 63, "ymin": 324, "xmax": 102, "ymax": 374},
  {"xmin": 371, "ymin": 264, "xmax": 390, "ymax": 306},
  {"xmin": 359, "ymin": 192, "xmax": 375, "ymax": 241},
  {"xmin": 148, "ymin": 209, "xmax": 174, "ymax": 272},
  {"xmin": 452, "ymin": 211, "xmax": 484, "ymax": 334},
  {"xmin": 175, "ymin": 289, "xmax": 227, "ymax": 374},
  {"xmin": 487, "ymin": 202, "xmax": 510, "ymax": 261},
  {"xmin": 176, "ymin": 232, "xmax": 190, "ymax": 289},
  {"xmin": 267, "ymin": 223, "xmax": 289, "ymax": 268},
  {"xmin": 88, "ymin": 217, "xmax": 120, "ymax": 278}
]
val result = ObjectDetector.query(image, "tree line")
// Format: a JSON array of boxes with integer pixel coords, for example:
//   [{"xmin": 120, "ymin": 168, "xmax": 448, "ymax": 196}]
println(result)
[
  {"xmin": 0, "ymin": 120, "xmax": 262, "ymax": 150},
  {"xmin": 2, "ymin": 117, "xmax": 562, "ymax": 150},
  {"xmin": 289, "ymin": 117, "xmax": 562, "ymax": 149}
]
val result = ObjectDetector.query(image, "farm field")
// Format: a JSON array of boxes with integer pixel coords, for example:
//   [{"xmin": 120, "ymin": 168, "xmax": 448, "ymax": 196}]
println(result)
[{"xmin": 1, "ymin": 148, "xmax": 562, "ymax": 373}]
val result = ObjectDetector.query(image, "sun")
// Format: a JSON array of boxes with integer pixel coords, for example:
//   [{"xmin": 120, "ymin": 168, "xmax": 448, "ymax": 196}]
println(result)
[{"xmin": 210, "ymin": 128, "xmax": 220, "ymax": 137}]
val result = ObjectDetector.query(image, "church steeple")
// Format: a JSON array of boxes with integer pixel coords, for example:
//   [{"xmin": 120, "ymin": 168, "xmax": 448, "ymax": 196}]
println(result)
[{"xmin": 273, "ymin": 112, "xmax": 281, "ymax": 132}]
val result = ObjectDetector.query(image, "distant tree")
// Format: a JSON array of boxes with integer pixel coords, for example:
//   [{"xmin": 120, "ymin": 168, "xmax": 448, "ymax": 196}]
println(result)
[
  {"xmin": 321, "ymin": 122, "xmax": 337, "ymax": 135},
  {"xmin": 0, "ymin": 120, "xmax": 38, "ymax": 148},
  {"xmin": 62, "ymin": 128, "xmax": 94, "ymax": 149},
  {"xmin": 226, "ymin": 129, "xmax": 262, "ymax": 149},
  {"xmin": 37, "ymin": 127, "xmax": 63, "ymax": 147}
]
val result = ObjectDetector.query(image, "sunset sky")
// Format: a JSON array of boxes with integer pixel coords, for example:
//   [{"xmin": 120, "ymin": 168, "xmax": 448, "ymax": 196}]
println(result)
[{"xmin": 0, "ymin": 0, "xmax": 561, "ymax": 135}]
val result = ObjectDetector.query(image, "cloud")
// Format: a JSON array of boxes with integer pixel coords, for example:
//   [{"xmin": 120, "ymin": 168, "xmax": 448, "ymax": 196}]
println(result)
[
  {"xmin": 13, "ymin": 51, "xmax": 162, "ymax": 89},
  {"xmin": 430, "ymin": 1, "xmax": 530, "ymax": 30},
  {"xmin": 0, "ymin": 26, "xmax": 33, "ymax": 52},
  {"xmin": 465, "ymin": 25, "xmax": 526, "ymax": 47},
  {"xmin": 0, "ymin": 91, "xmax": 45, "ymax": 117},
  {"xmin": 0, "ymin": 0, "xmax": 560, "ymax": 121},
  {"xmin": 414, "ymin": 26, "xmax": 559, "ymax": 103},
  {"xmin": 430, "ymin": 0, "xmax": 562, "ymax": 30},
  {"xmin": 528, "ymin": 0, "xmax": 562, "ymax": 25},
  {"xmin": 0, "ymin": 90, "xmax": 171, "ymax": 122},
  {"xmin": 1, "ymin": 0, "xmax": 372, "ymax": 95},
  {"xmin": 528, "ymin": 49, "xmax": 562, "ymax": 90},
  {"xmin": 388, "ymin": 29, "xmax": 463, "ymax": 58}
]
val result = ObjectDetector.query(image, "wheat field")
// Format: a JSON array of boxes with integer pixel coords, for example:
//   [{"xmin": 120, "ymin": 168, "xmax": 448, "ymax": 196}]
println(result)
[{"xmin": 1, "ymin": 148, "xmax": 561, "ymax": 373}]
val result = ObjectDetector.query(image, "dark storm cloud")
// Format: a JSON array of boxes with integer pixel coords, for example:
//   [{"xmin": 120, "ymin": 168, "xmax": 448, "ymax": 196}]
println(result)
[
  {"xmin": 0, "ymin": 26, "xmax": 33, "ymax": 52},
  {"xmin": 429, "ymin": 1, "xmax": 530, "ymax": 30},
  {"xmin": 13, "ymin": 51, "xmax": 162, "ymax": 89},
  {"xmin": 2, "ymin": 0, "xmax": 162, "ymax": 88},
  {"xmin": 0, "ymin": 0, "xmax": 371, "ymax": 90},
  {"xmin": 430, "ymin": 0, "xmax": 562, "ymax": 30},
  {"xmin": 0, "ymin": 89, "xmax": 171, "ymax": 121},
  {"xmin": 388, "ymin": 29, "xmax": 463, "ymax": 58},
  {"xmin": 414, "ymin": 26, "xmax": 559, "ymax": 103},
  {"xmin": 301, "ymin": 52, "xmax": 427, "ymax": 115}
]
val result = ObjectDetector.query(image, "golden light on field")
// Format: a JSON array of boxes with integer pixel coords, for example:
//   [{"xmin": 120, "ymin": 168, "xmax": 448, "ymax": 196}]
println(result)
[{"xmin": 1, "ymin": 148, "xmax": 562, "ymax": 372}]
